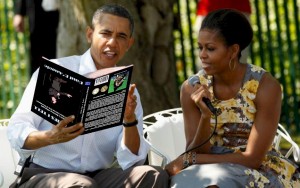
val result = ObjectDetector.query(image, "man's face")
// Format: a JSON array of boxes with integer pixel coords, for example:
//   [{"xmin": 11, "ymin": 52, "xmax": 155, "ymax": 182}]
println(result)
[{"xmin": 86, "ymin": 13, "xmax": 134, "ymax": 69}]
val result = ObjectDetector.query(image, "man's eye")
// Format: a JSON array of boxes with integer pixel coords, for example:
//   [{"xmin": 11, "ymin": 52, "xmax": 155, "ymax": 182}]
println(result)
[
  {"xmin": 118, "ymin": 35, "xmax": 127, "ymax": 39},
  {"xmin": 99, "ymin": 31, "xmax": 112, "ymax": 36}
]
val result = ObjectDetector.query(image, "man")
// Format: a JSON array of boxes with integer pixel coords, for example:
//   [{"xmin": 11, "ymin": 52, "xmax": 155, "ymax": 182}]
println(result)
[
  {"xmin": 8, "ymin": 4, "xmax": 169, "ymax": 187},
  {"xmin": 13, "ymin": 0, "xmax": 59, "ymax": 75}
]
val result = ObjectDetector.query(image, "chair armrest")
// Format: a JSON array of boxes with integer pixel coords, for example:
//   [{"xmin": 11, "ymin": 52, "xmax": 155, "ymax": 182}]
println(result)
[
  {"xmin": 275, "ymin": 124, "xmax": 300, "ymax": 162},
  {"xmin": 143, "ymin": 108, "xmax": 184, "ymax": 168},
  {"xmin": 0, "ymin": 170, "xmax": 3, "ymax": 187},
  {"xmin": 144, "ymin": 135, "xmax": 171, "ymax": 168}
]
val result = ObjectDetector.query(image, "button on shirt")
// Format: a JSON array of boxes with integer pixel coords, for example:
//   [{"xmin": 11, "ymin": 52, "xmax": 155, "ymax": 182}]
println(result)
[{"xmin": 7, "ymin": 49, "xmax": 149, "ymax": 173}]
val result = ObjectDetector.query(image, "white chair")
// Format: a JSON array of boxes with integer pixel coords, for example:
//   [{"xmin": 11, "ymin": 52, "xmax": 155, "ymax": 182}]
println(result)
[
  {"xmin": 0, "ymin": 119, "xmax": 20, "ymax": 188},
  {"xmin": 143, "ymin": 108, "xmax": 300, "ymax": 167},
  {"xmin": 143, "ymin": 108, "xmax": 185, "ymax": 167}
]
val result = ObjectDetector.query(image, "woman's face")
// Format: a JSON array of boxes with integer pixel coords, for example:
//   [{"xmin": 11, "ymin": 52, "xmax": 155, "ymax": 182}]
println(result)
[{"xmin": 197, "ymin": 29, "xmax": 233, "ymax": 75}]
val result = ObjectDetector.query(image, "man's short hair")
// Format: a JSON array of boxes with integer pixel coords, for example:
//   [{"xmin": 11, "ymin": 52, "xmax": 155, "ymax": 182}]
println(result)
[{"xmin": 92, "ymin": 4, "xmax": 134, "ymax": 36}]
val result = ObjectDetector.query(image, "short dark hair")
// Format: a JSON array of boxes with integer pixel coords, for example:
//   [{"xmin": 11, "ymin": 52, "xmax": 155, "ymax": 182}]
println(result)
[
  {"xmin": 201, "ymin": 9, "xmax": 253, "ymax": 57},
  {"xmin": 92, "ymin": 4, "xmax": 134, "ymax": 36}
]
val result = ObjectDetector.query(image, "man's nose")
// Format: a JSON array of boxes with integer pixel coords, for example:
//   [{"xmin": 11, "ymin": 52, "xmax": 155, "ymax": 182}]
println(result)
[{"xmin": 107, "ymin": 37, "xmax": 117, "ymax": 46}]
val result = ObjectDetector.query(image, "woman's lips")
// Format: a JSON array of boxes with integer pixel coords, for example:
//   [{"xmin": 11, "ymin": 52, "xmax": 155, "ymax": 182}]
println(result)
[{"xmin": 201, "ymin": 61, "xmax": 210, "ymax": 68}]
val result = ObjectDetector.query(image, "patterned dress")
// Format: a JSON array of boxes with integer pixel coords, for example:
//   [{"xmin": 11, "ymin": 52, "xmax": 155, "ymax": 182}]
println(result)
[{"xmin": 171, "ymin": 64, "xmax": 300, "ymax": 188}]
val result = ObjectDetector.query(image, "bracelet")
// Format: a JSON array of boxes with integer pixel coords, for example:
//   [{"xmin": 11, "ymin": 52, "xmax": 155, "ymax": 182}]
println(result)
[
  {"xmin": 123, "ymin": 119, "xmax": 138, "ymax": 127},
  {"xmin": 182, "ymin": 152, "xmax": 191, "ymax": 169},
  {"xmin": 182, "ymin": 153, "xmax": 189, "ymax": 169},
  {"xmin": 192, "ymin": 152, "xmax": 197, "ymax": 164}
]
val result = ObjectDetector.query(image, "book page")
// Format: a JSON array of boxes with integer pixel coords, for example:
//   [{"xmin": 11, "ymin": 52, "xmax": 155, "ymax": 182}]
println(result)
[
  {"xmin": 31, "ymin": 58, "xmax": 88, "ymax": 125},
  {"xmin": 82, "ymin": 65, "xmax": 134, "ymax": 134},
  {"xmin": 86, "ymin": 66, "xmax": 131, "ymax": 79}
]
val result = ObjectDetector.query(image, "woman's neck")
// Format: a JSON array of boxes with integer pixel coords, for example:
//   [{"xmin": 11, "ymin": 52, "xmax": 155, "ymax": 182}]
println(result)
[{"xmin": 213, "ymin": 63, "xmax": 247, "ymax": 100}]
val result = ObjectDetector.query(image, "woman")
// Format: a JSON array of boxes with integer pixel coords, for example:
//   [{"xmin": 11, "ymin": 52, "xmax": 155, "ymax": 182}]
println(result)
[{"xmin": 165, "ymin": 9, "xmax": 300, "ymax": 187}]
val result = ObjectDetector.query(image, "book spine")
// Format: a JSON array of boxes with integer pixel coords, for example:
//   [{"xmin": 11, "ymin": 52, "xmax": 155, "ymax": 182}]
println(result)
[{"xmin": 78, "ymin": 85, "xmax": 90, "ymax": 122}]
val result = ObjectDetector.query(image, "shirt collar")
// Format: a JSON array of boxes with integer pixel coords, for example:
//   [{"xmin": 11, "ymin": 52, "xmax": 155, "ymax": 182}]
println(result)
[{"xmin": 78, "ymin": 49, "xmax": 97, "ymax": 75}]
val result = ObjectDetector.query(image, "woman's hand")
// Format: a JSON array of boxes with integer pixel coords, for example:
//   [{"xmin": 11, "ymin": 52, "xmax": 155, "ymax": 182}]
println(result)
[
  {"xmin": 13, "ymin": 14, "xmax": 25, "ymax": 32},
  {"xmin": 164, "ymin": 155, "xmax": 184, "ymax": 176},
  {"xmin": 190, "ymin": 83, "xmax": 213, "ymax": 118}
]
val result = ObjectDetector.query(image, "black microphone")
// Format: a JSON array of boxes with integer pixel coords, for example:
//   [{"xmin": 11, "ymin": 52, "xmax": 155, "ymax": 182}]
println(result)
[{"xmin": 188, "ymin": 75, "xmax": 216, "ymax": 114}]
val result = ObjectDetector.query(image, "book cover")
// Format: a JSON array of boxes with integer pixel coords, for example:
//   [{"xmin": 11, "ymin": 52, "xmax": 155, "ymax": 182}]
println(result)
[{"xmin": 31, "ymin": 57, "xmax": 133, "ymax": 134}]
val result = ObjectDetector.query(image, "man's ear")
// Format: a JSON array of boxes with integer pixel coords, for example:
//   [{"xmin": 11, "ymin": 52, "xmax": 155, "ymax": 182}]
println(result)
[
  {"xmin": 127, "ymin": 37, "xmax": 134, "ymax": 51},
  {"xmin": 86, "ymin": 26, "xmax": 93, "ymax": 43}
]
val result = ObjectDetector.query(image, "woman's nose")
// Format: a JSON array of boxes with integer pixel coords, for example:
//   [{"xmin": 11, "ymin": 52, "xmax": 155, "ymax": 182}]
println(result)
[{"xmin": 199, "ymin": 49, "xmax": 206, "ymax": 59}]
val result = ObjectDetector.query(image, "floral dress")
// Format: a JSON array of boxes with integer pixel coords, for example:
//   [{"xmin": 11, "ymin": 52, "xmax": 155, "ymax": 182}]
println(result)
[{"xmin": 170, "ymin": 64, "xmax": 300, "ymax": 188}]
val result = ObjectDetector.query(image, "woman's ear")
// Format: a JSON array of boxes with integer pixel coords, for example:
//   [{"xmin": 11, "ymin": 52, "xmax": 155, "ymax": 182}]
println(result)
[
  {"xmin": 231, "ymin": 44, "xmax": 240, "ymax": 58},
  {"xmin": 86, "ymin": 26, "xmax": 93, "ymax": 43}
]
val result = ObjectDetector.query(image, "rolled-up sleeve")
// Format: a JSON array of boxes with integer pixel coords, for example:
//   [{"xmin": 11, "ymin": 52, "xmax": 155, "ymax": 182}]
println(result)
[
  {"xmin": 7, "ymin": 70, "xmax": 41, "ymax": 159},
  {"xmin": 116, "ymin": 89, "xmax": 150, "ymax": 170}
]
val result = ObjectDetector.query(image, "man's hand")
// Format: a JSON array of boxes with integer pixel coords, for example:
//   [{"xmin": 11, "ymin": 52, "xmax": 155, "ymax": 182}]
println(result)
[
  {"xmin": 47, "ymin": 115, "xmax": 84, "ymax": 144},
  {"xmin": 124, "ymin": 84, "xmax": 137, "ymax": 122},
  {"xmin": 23, "ymin": 115, "xmax": 84, "ymax": 150},
  {"xmin": 13, "ymin": 14, "xmax": 25, "ymax": 32},
  {"xmin": 122, "ymin": 84, "xmax": 140, "ymax": 154}
]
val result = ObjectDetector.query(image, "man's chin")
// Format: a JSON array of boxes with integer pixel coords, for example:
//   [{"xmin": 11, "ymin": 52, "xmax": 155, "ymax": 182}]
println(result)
[{"xmin": 97, "ymin": 60, "xmax": 119, "ymax": 69}]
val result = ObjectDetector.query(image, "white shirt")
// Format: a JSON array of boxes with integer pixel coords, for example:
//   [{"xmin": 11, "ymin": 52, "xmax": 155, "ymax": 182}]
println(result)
[
  {"xmin": 42, "ymin": 0, "xmax": 59, "ymax": 11},
  {"xmin": 7, "ymin": 49, "xmax": 149, "ymax": 173}
]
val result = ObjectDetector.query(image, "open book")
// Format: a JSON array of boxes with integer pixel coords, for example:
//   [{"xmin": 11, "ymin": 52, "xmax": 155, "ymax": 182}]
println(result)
[{"xmin": 31, "ymin": 57, "xmax": 133, "ymax": 134}]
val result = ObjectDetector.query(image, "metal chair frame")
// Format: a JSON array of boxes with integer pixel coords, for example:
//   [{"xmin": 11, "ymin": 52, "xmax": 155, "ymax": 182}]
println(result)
[
  {"xmin": 143, "ymin": 108, "xmax": 300, "ymax": 167},
  {"xmin": 0, "ymin": 119, "xmax": 19, "ymax": 188}
]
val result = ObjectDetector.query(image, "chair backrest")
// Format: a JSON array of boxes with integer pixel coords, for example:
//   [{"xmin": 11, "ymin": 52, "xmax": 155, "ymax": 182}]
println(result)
[
  {"xmin": 0, "ymin": 119, "xmax": 19, "ymax": 188},
  {"xmin": 143, "ymin": 108, "xmax": 185, "ymax": 166},
  {"xmin": 143, "ymin": 108, "xmax": 300, "ymax": 167}
]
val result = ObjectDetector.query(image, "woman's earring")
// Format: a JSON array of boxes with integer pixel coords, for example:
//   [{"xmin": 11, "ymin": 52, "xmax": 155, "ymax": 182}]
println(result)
[{"xmin": 229, "ymin": 59, "xmax": 236, "ymax": 71}]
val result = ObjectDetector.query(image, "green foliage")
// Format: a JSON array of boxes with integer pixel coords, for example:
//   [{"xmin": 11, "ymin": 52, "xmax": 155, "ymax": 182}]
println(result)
[
  {"xmin": 173, "ymin": 0, "xmax": 300, "ymax": 134},
  {"xmin": 250, "ymin": 0, "xmax": 300, "ymax": 132},
  {"xmin": 0, "ymin": 0, "xmax": 29, "ymax": 119}
]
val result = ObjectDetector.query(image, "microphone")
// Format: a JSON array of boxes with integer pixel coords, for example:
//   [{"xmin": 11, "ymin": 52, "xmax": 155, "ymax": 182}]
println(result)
[{"xmin": 188, "ymin": 75, "xmax": 216, "ymax": 114}]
